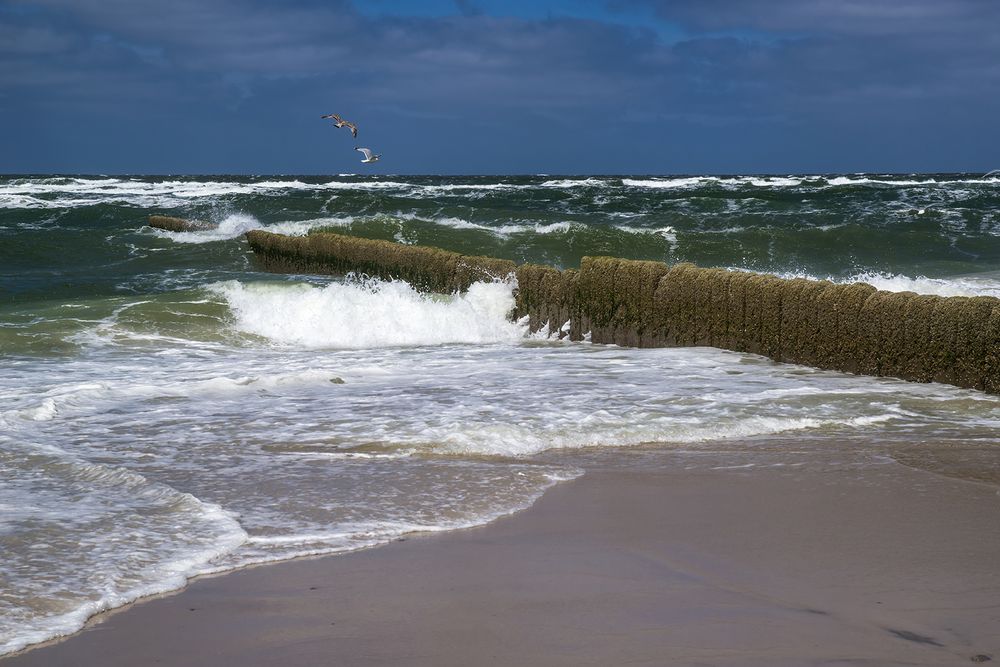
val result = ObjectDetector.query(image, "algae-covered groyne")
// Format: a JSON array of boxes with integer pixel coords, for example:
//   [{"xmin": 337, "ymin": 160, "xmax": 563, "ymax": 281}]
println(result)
[
  {"xmin": 245, "ymin": 229, "xmax": 516, "ymax": 293},
  {"xmin": 245, "ymin": 229, "xmax": 1000, "ymax": 394},
  {"xmin": 148, "ymin": 215, "xmax": 214, "ymax": 232}
]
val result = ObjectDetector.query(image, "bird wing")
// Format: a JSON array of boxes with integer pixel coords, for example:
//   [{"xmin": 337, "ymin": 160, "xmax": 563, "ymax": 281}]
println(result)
[
  {"xmin": 355, "ymin": 147, "xmax": 373, "ymax": 159},
  {"xmin": 320, "ymin": 114, "xmax": 334, "ymax": 118},
  {"xmin": 346, "ymin": 122, "xmax": 358, "ymax": 138}
]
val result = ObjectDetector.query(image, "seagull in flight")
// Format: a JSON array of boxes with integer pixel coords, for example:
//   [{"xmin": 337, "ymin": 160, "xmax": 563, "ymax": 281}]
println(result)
[
  {"xmin": 320, "ymin": 113, "xmax": 358, "ymax": 138},
  {"xmin": 355, "ymin": 147, "xmax": 381, "ymax": 163}
]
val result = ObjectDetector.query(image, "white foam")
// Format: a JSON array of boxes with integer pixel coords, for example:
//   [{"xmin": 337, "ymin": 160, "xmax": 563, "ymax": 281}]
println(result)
[
  {"xmin": 622, "ymin": 176, "xmax": 805, "ymax": 189},
  {"xmin": 770, "ymin": 269, "xmax": 1000, "ymax": 298},
  {"xmin": 212, "ymin": 278, "xmax": 525, "ymax": 349},
  {"xmin": 3, "ymin": 174, "xmax": 999, "ymax": 210},
  {"xmin": 614, "ymin": 224, "xmax": 678, "ymax": 247},
  {"xmin": 416, "ymin": 183, "xmax": 525, "ymax": 193},
  {"xmin": 618, "ymin": 175, "xmax": 1000, "ymax": 191},
  {"xmin": 496, "ymin": 221, "xmax": 577, "ymax": 235},
  {"xmin": 395, "ymin": 214, "xmax": 579, "ymax": 237},
  {"xmin": 4, "ymin": 174, "xmax": 998, "ymax": 210},
  {"xmin": 623, "ymin": 177, "xmax": 708, "ymax": 189},
  {"xmin": 153, "ymin": 213, "xmax": 263, "ymax": 243},
  {"xmin": 825, "ymin": 176, "xmax": 937, "ymax": 187},
  {"xmin": 0, "ymin": 452, "xmax": 248, "ymax": 656},
  {"xmin": 850, "ymin": 272, "xmax": 1000, "ymax": 297},
  {"xmin": 200, "ymin": 467, "xmax": 581, "ymax": 571},
  {"xmin": 395, "ymin": 212, "xmax": 495, "ymax": 232},
  {"xmin": 418, "ymin": 412, "xmax": 897, "ymax": 458},
  {"xmin": 0, "ymin": 178, "xmax": 418, "ymax": 209},
  {"xmin": 540, "ymin": 178, "xmax": 607, "ymax": 188}
]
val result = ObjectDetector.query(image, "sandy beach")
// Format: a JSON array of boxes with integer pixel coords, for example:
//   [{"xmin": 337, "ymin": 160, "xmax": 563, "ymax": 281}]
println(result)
[{"xmin": 5, "ymin": 453, "xmax": 998, "ymax": 667}]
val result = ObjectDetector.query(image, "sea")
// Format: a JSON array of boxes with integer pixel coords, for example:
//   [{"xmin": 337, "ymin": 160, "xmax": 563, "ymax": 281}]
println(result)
[{"xmin": 2, "ymin": 173, "xmax": 1000, "ymax": 655}]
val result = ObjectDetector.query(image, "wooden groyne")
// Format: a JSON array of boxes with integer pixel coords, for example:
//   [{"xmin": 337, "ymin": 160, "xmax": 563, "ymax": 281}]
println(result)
[
  {"xmin": 148, "ymin": 215, "xmax": 214, "ymax": 232},
  {"xmin": 245, "ymin": 229, "xmax": 516, "ymax": 293},
  {"xmin": 245, "ymin": 228, "xmax": 1000, "ymax": 394}
]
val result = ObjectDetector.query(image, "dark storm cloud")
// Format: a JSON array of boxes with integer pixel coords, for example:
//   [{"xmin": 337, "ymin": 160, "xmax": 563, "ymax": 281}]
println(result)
[
  {"xmin": 615, "ymin": 0, "xmax": 1000, "ymax": 36},
  {"xmin": 2, "ymin": 0, "xmax": 677, "ymax": 117},
  {"xmin": 1, "ymin": 0, "xmax": 998, "ymax": 172},
  {"xmin": 614, "ymin": 0, "xmax": 1000, "ymax": 101}
]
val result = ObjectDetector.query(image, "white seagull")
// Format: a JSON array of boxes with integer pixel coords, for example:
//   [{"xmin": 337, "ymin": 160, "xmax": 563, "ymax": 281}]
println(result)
[
  {"xmin": 355, "ymin": 147, "xmax": 381, "ymax": 163},
  {"xmin": 320, "ymin": 113, "xmax": 358, "ymax": 138}
]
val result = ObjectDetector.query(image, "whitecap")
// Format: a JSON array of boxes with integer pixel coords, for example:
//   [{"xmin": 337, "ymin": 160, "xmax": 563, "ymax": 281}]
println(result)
[{"xmin": 210, "ymin": 278, "xmax": 525, "ymax": 349}]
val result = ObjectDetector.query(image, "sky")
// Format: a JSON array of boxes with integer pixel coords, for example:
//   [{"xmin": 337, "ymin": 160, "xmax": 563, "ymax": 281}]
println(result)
[{"xmin": 1, "ymin": 0, "xmax": 999, "ymax": 174}]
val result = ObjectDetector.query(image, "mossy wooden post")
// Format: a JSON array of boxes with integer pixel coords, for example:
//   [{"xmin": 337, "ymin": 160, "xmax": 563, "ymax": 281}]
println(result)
[
  {"xmin": 724, "ymin": 270, "xmax": 750, "ymax": 352},
  {"xmin": 955, "ymin": 296, "xmax": 996, "ymax": 390},
  {"xmin": 985, "ymin": 304, "xmax": 1000, "ymax": 394},
  {"xmin": 759, "ymin": 274, "xmax": 785, "ymax": 360},
  {"xmin": 798, "ymin": 280, "xmax": 833, "ymax": 368},
  {"xmin": 576, "ymin": 257, "xmax": 613, "ymax": 344},
  {"xmin": 653, "ymin": 263, "xmax": 698, "ymax": 347},
  {"xmin": 812, "ymin": 283, "xmax": 843, "ymax": 371},
  {"xmin": 513, "ymin": 264, "xmax": 579, "ymax": 337},
  {"xmin": 513, "ymin": 263, "xmax": 547, "ymax": 328},
  {"xmin": 836, "ymin": 283, "xmax": 877, "ymax": 374},
  {"xmin": 700, "ymin": 269, "xmax": 727, "ymax": 349},
  {"xmin": 542, "ymin": 268, "xmax": 580, "ymax": 340},
  {"xmin": 929, "ymin": 298, "xmax": 962, "ymax": 386},
  {"xmin": 741, "ymin": 273, "xmax": 769, "ymax": 356},
  {"xmin": 609, "ymin": 259, "xmax": 671, "ymax": 347},
  {"xmin": 779, "ymin": 278, "xmax": 810, "ymax": 365},
  {"xmin": 879, "ymin": 292, "xmax": 918, "ymax": 380},
  {"xmin": 901, "ymin": 295, "xmax": 939, "ymax": 383},
  {"xmin": 148, "ymin": 215, "xmax": 212, "ymax": 232},
  {"xmin": 857, "ymin": 291, "xmax": 892, "ymax": 377}
]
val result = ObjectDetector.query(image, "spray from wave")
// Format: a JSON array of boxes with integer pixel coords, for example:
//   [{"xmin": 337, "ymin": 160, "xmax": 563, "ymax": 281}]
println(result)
[
  {"xmin": 212, "ymin": 278, "xmax": 526, "ymax": 348},
  {"xmin": 153, "ymin": 213, "xmax": 263, "ymax": 243},
  {"xmin": 767, "ymin": 269, "xmax": 1000, "ymax": 298}
]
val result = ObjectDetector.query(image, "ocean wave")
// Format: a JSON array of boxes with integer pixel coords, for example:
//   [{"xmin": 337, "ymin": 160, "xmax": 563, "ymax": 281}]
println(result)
[
  {"xmin": 0, "ymin": 177, "xmax": 551, "ymax": 209},
  {"xmin": 416, "ymin": 183, "xmax": 526, "ymax": 193},
  {"xmin": 0, "ymin": 178, "xmax": 420, "ymax": 209},
  {"xmin": 824, "ymin": 176, "xmax": 937, "ymax": 187},
  {"xmin": 620, "ymin": 175, "xmax": 1000, "ymax": 190},
  {"xmin": 0, "ymin": 447, "xmax": 247, "ymax": 656},
  {"xmin": 0, "ymin": 369, "xmax": 359, "ymax": 425},
  {"xmin": 539, "ymin": 178, "xmax": 608, "ymax": 188},
  {"xmin": 212, "ymin": 278, "xmax": 525, "ymax": 349},
  {"xmin": 622, "ymin": 177, "xmax": 708, "ymax": 189},
  {"xmin": 2, "ymin": 174, "xmax": 998, "ymax": 210},
  {"xmin": 416, "ymin": 411, "xmax": 897, "ymax": 458},
  {"xmin": 495, "ymin": 221, "xmax": 578, "ymax": 235},
  {"xmin": 301, "ymin": 213, "xmax": 588, "ymax": 238},
  {"xmin": 195, "ymin": 467, "xmax": 579, "ymax": 587},
  {"xmin": 622, "ymin": 176, "xmax": 809, "ymax": 189},
  {"xmin": 392, "ymin": 211, "xmax": 495, "ymax": 232},
  {"xmin": 150, "ymin": 213, "xmax": 264, "ymax": 243},
  {"xmin": 613, "ymin": 224, "xmax": 678, "ymax": 247},
  {"xmin": 768, "ymin": 269, "xmax": 1000, "ymax": 298}
]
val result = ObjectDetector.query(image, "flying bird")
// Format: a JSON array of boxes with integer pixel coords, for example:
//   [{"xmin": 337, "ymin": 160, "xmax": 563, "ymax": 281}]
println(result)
[
  {"xmin": 355, "ymin": 147, "xmax": 381, "ymax": 163},
  {"xmin": 320, "ymin": 113, "xmax": 358, "ymax": 138}
]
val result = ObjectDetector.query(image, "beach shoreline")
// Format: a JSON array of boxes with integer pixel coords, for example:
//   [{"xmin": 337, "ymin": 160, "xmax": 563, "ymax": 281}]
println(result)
[{"xmin": 5, "ymin": 454, "xmax": 998, "ymax": 667}]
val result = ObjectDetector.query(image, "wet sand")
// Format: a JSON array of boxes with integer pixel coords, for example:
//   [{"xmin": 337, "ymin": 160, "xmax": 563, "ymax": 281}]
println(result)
[{"xmin": 4, "ymin": 460, "xmax": 999, "ymax": 666}]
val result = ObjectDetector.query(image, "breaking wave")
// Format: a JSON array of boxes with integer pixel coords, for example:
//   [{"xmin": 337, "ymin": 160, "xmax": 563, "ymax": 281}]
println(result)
[{"xmin": 212, "ymin": 278, "xmax": 526, "ymax": 349}]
